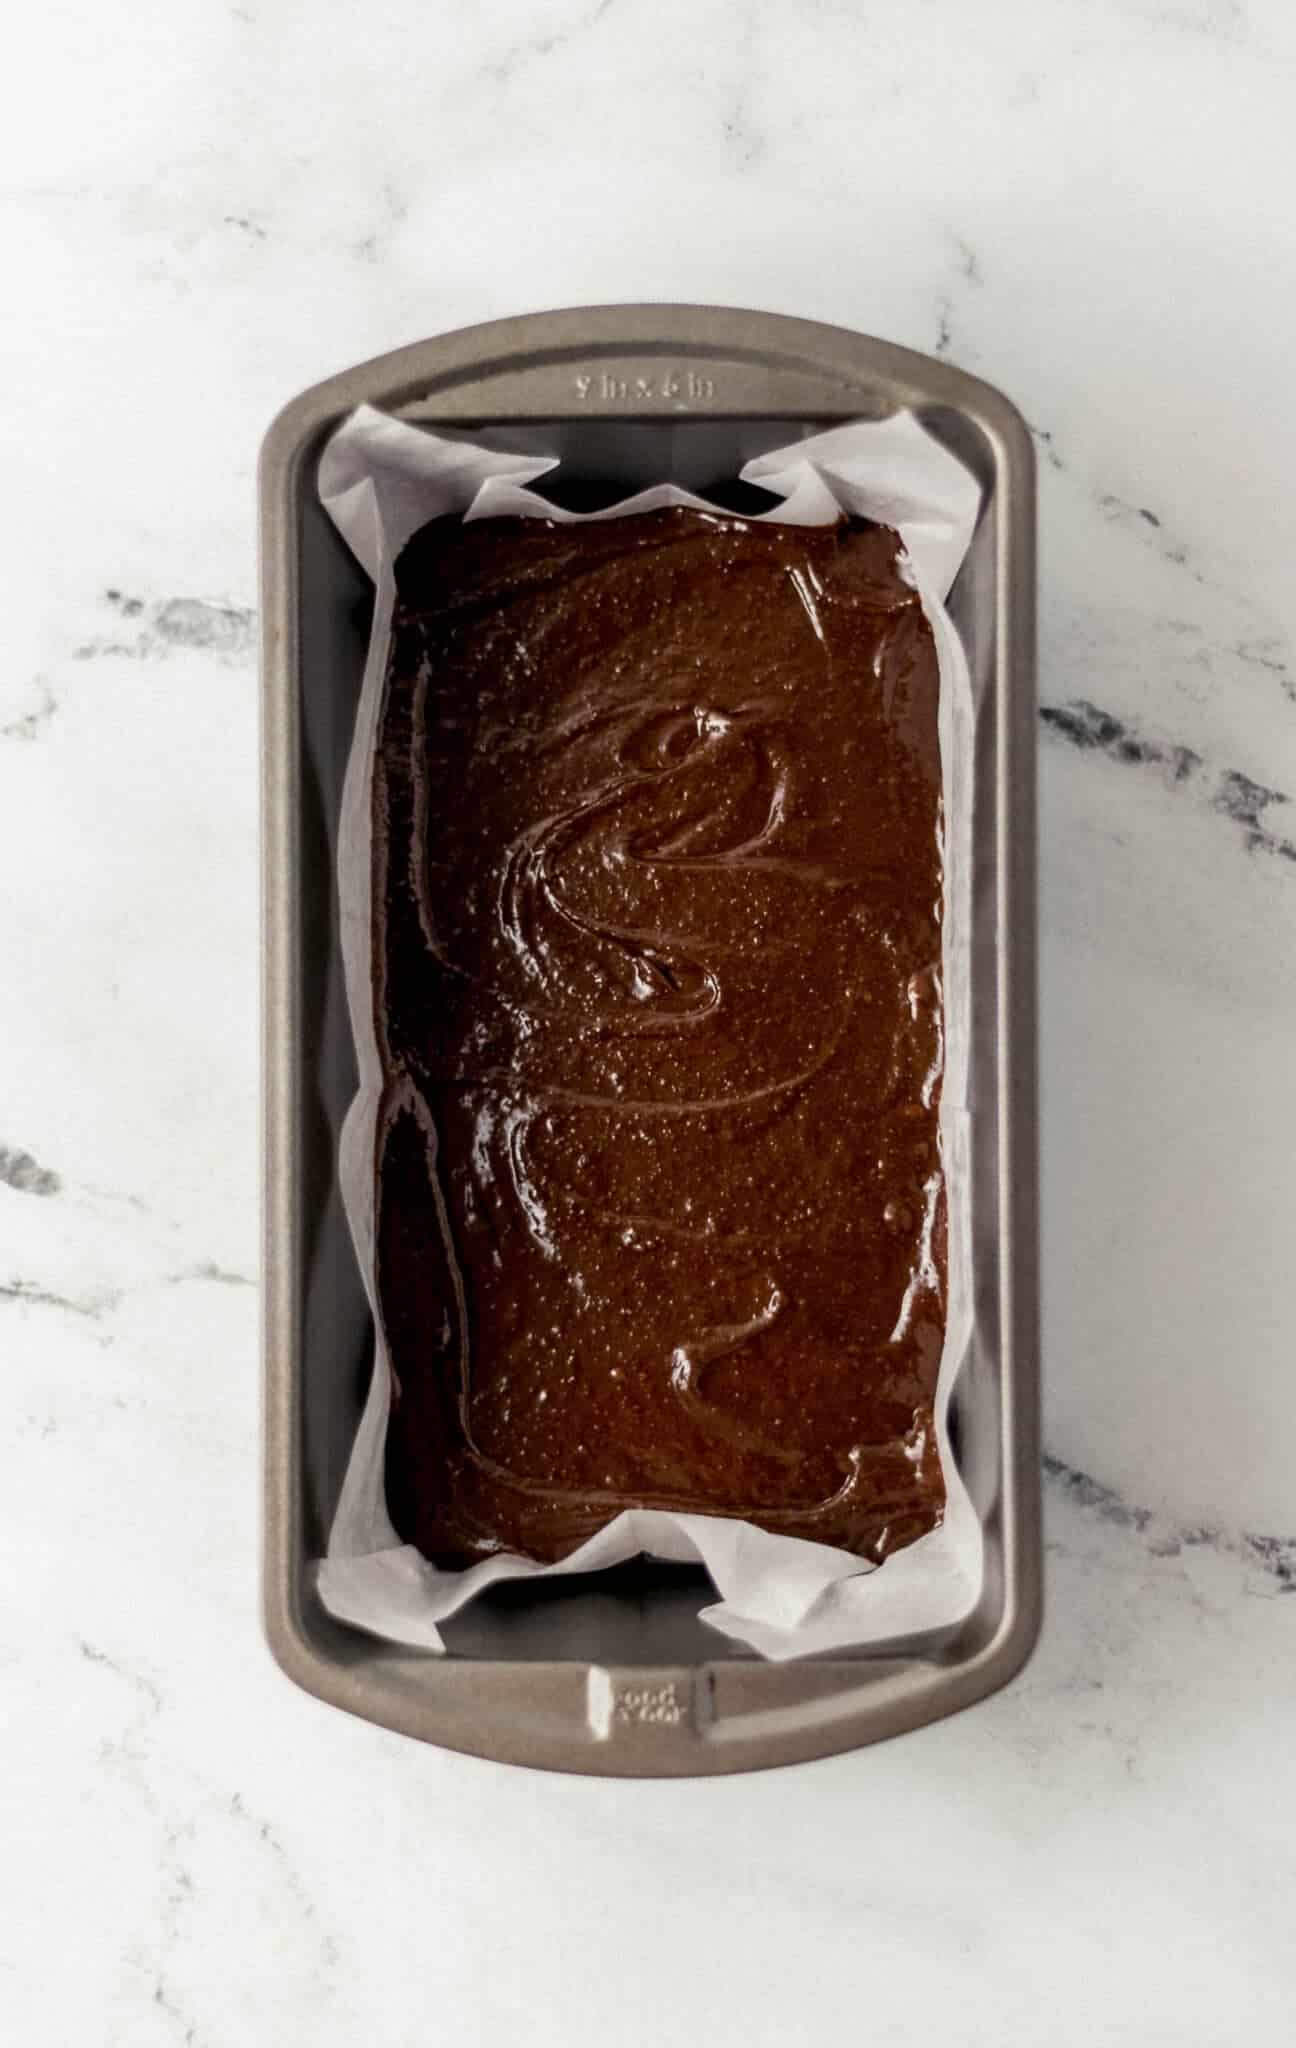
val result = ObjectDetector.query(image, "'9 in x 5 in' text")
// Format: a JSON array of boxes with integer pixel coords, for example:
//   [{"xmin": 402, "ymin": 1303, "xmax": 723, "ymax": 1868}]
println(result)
[{"xmin": 573, "ymin": 369, "xmax": 718, "ymax": 403}]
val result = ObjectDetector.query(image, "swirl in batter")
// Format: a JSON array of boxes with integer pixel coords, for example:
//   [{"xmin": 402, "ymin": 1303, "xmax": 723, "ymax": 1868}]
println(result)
[{"xmin": 372, "ymin": 506, "xmax": 947, "ymax": 1565}]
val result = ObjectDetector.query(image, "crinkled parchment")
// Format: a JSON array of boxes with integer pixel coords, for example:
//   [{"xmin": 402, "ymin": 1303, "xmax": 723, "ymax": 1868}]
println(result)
[{"xmin": 313, "ymin": 405, "xmax": 983, "ymax": 1661}]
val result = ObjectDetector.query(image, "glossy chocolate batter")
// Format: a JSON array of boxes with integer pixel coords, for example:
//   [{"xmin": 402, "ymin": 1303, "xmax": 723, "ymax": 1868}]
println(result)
[{"xmin": 371, "ymin": 505, "xmax": 947, "ymax": 1567}]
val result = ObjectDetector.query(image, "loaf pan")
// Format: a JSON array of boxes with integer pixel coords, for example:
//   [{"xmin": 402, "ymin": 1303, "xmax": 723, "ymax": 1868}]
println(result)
[{"xmin": 260, "ymin": 304, "xmax": 1040, "ymax": 1774}]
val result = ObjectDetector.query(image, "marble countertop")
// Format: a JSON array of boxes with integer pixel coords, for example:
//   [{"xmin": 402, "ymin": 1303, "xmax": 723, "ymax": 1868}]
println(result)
[{"xmin": 4, "ymin": 1, "xmax": 1294, "ymax": 2041}]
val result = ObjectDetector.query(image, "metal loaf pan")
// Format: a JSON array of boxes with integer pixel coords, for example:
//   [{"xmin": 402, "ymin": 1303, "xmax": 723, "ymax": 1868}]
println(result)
[{"xmin": 260, "ymin": 305, "xmax": 1040, "ymax": 1774}]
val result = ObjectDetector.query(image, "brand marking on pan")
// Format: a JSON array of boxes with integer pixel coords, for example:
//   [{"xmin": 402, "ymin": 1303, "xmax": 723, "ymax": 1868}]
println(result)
[
  {"xmin": 614, "ymin": 1680, "xmax": 685, "ymax": 1726},
  {"xmin": 588, "ymin": 1669, "xmax": 692, "ymax": 1737}
]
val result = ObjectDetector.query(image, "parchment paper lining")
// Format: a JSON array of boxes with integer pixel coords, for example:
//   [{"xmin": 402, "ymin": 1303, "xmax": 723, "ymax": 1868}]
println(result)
[{"xmin": 313, "ymin": 405, "xmax": 983, "ymax": 1661}]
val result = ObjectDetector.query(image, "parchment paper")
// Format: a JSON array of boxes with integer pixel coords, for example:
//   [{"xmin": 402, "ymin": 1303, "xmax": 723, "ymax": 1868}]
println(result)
[{"xmin": 314, "ymin": 403, "xmax": 984, "ymax": 1661}]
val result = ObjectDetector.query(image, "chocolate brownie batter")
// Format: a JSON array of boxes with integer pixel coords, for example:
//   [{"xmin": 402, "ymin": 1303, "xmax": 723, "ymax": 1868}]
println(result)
[{"xmin": 372, "ymin": 505, "xmax": 947, "ymax": 1567}]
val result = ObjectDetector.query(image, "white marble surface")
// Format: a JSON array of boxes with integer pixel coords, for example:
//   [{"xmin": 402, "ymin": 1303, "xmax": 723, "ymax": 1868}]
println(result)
[{"xmin": 3, "ymin": 1, "xmax": 1295, "ymax": 2040}]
